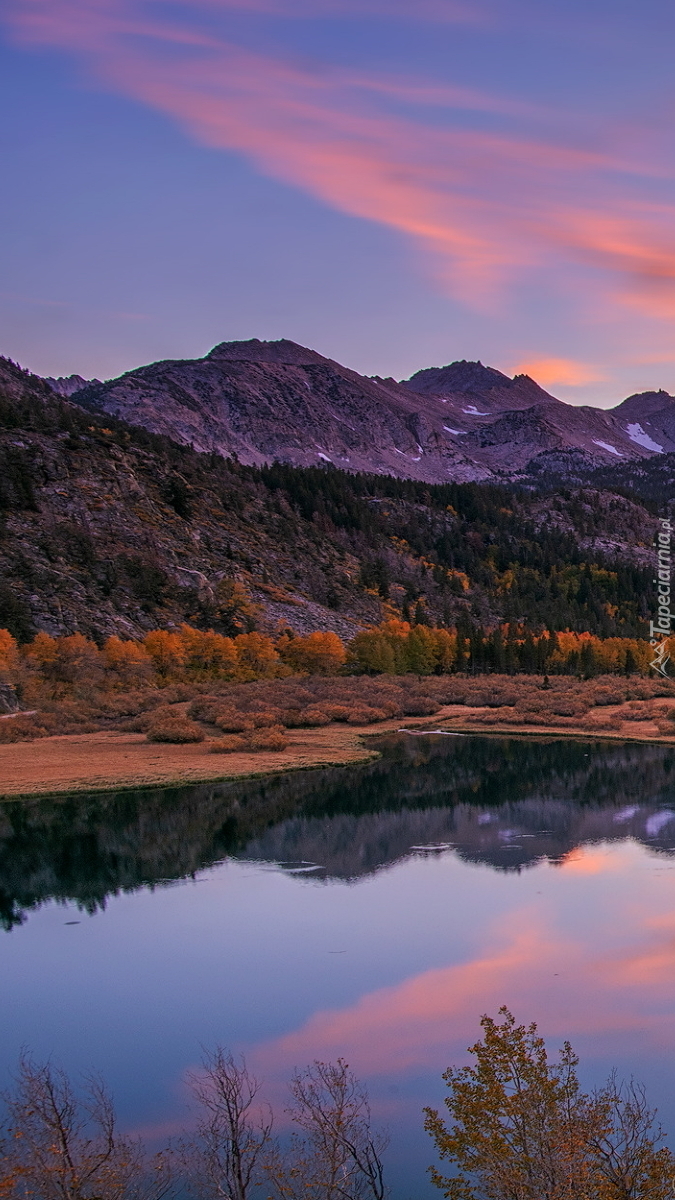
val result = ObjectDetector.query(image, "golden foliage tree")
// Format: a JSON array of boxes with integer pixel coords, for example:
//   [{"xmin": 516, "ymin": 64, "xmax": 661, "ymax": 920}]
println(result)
[
  {"xmin": 0, "ymin": 629, "xmax": 19, "ymax": 682},
  {"xmin": 23, "ymin": 632, "xmax": 103, "ymax": 698},
  {"xmin": 178, "ymin": 625, "xmax": 238, "ymax": 677},
  {"xmin": 103, "ymin": 636, "xmax": 154, "ymax": 687},
  {"xmin": 142, "ymin": 629, "xmax": 186, "ymax": 679},
  {"xmin": 276, "ymin": 631, "xmax": 346, "ymax": 676},
  {"xmin": 424, "ymin": 1007, "xmax": 675, "ymax": 1200},
  {"xmin": 234, "ymin": 632, "xmax": 280, "ymax": 679}
]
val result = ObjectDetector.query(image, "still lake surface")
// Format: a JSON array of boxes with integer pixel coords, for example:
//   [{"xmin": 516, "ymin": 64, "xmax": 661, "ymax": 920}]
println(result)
[{"xmin": 3, "ymin": 732, "xmax": 675, "ymax": 1195}]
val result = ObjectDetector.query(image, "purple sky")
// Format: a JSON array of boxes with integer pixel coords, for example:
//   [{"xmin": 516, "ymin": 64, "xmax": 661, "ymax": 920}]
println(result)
[{"xmin": 3, "ymin": 0, "xmax": 675, "ymax": 405}]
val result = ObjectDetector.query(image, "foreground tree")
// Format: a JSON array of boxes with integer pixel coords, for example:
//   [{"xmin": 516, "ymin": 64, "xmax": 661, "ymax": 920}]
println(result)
[
  {"xmin": 424, "ymin": 1008, "xmax": 675, "ymax": 1200},
  {"xmin": 266, "ymin": 1059, "xmax": 388, "ymax": 1200},
  {"xmin": 180, "ymin": 1049, "xmax": 274, "ymax": 1200},
  {"xmin": 588, "ymin": 1074, "xmax": 675, "ymax": 1200},
  {"xmin": 1, "ymin": 1054, "xmax": 172, "ymax": 1200}
]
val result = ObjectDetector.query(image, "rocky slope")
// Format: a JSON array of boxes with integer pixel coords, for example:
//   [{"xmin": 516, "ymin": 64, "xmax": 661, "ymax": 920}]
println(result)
[
  {"xmin": 0, "ymin": 356, "xmax": 658, "ymax": 642},
  {"xmin": 44, "ymin": 373, "xmax": 101, "ymax": 396},
  {"xmin": 63, "ymin": 340, "xmax": 675, "ymax": 482}
]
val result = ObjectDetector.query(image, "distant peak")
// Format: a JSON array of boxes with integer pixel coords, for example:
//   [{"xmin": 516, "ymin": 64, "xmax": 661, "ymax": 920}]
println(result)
[
  {"xmin": 44, "ymin": 373, "xmax": 100, "ymax": 397},
  {"xmin": 206, "ymin": 338, "xmax": 329, "ymax": 366},
  {"xmin": 403, "ymin": 359, "xmax": 514, "ymax": 394},
  {"xmin": 612, "ymin": 388, "xmax": 675, "ymax": 416}
]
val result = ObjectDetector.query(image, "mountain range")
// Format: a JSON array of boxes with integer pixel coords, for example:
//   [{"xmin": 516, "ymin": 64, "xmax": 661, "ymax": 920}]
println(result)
[
  {"xmin": 0, "ymin": 353, "xmax": 659, "ymax": 641},
  {"xmin": 47, "ymin": 338, "xmax": 675, "ymax": 483}
]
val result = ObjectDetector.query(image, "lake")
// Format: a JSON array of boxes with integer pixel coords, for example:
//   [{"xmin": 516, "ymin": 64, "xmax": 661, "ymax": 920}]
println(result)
[{"xmin": 3, "ymin": 732, "xmax": 675, "ymax": 1196}]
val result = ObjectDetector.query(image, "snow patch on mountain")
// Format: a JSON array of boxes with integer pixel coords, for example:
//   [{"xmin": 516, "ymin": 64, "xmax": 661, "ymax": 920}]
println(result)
[
  {"xmin": 625, "ymin": 422, "xmax": 664, "ymax": 453},
  {"xmin": 592, "ymin": 439, "xmax": 622, "ymax": 457}
]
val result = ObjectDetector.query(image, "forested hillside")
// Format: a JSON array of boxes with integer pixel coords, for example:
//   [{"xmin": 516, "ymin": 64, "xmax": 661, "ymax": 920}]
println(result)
[{"xmin": 0, "ymin": 357, "xmax": 663, "ymax": 643}]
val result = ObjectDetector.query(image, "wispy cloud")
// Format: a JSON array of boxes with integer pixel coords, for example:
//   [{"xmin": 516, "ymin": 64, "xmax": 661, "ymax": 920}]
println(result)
[{"xmin": 5, "ymin": 0, "xmax": 675, "ymax": 328}]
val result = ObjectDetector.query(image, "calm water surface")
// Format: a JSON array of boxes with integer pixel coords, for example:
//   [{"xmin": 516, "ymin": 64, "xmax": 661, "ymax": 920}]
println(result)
[{"xmin": 3, "ymin": 734, "xmax": 675, "ymax": 1196}]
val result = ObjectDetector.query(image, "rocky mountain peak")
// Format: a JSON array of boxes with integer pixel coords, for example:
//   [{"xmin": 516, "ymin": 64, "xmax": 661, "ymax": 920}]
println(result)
[
  {"xmin": 612, "ymin": 389, "xmax": 675, "ymax": 420},
  {"xmin": 45, "ymin": 373, "xmax": 101, "ymax": 397},
  {"xmin": 403, "ymin": 359, "xmax": 514, "ymax": 396},
  {"xmin": 206, "ymin": 338, "xmax": 329, "ymax": 366}
]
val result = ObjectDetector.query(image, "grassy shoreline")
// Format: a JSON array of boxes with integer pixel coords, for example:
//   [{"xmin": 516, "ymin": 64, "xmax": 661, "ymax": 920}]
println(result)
[{"xmin": 3, "ymin": 699, "xmax": 675, "ymax": 800}]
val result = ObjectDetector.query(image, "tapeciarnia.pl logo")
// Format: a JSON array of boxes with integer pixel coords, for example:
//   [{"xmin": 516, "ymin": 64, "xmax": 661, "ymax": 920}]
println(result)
[{"xmin": 650, "ymin": 517, "xmax": 673, "ymax": 678}]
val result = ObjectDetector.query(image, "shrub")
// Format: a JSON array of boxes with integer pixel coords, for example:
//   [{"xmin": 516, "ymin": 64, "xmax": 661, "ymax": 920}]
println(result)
[
  {"xmin": 400, "ymin": 695, "xmax": 440, "ymax": 716},
  {"xmin": 214, "ymin": 710, "xmax": 254, "ymax": 733},
  {"xmin": 346, "ymin": 706, "xmax": 388, "ymax": 725},
  {"xmin": 590, "ymin": 685, "xmax": 626, "ymax": 707},
  {"xmin": 249, "ymin": 709, "xmax": 283, "ymax": 728},
  {"xmin": 298, "ymin": 707, "xmax": 331, "ymax": 727},
  {"xmin": 188, "ymin": 695, "xmax": 224, "ymax": 722},
  {"xmin": 249, "ymin": 726, "xmax": 289, "ymax": 751},
  {"xmin": 321, "ymin": 704, "xmax": 352, "ymax": 722},
  {"xmin": 146, "ymin": 715, "xmax": 205, "ymax": 743},
  {"xmin": 208, "ymin": 735, "xmax": 248, "ymax": 753},
  {"xmin": 0, "ymin": 716, "xmax": 48, "ymax": 742},
  {"xmin": 620, "ymin": 704, "xmax": 658, "ymax": 722}
]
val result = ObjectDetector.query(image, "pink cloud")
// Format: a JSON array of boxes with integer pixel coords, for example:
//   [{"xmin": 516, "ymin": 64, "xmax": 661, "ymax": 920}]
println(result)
[
  {"xmin": 512, "ymin": 358, "xmax": 607, "ymax": 388},
  {"xmin": 240, "ymin": 901, "xmax": 675, "ymax": 1095},
  {"xmin": 6, "ymin": 0, "xmax": 675, "ymax": 328}
]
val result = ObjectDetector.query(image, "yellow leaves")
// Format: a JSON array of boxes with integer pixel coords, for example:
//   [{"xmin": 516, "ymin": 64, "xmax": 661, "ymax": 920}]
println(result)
[{"xmin": 348, "ymin": 620, "xmax": 457, "ymax": 676}]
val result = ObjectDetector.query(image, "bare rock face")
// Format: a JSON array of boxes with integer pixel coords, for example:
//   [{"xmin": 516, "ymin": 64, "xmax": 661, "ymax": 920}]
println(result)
[
  {"xmin": 72, "ymin": 340, "xmax": 491, "ymax": 483},
  {"xmin": 0, "ymin": 683, "xmax": 19, "ymax": 714},
  {"xmin": 45, "ymin": 374, "xmax": 101, "ymax": 397},
  {"xmin": 48, "ymin": 340, "xmax": 675, "ymax": 482}
]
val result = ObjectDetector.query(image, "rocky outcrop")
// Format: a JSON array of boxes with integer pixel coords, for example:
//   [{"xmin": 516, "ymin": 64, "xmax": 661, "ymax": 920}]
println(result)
[
  {"xmin": 45, "ymin": 374, "xmax": 100, "ymax": 397},
  {"xmin": 0, "ymin": 684, "xmax": 19, "ymax": 714}
]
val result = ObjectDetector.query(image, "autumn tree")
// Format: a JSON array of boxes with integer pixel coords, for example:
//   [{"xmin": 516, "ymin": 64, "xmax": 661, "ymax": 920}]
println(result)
[
  {"xmin": 277, "ymin": 631, "xmax": 346, "ymax": 676},
  {"xmin": 23, "ymin": 632, "xmax": 104, "ymax": 698},
  {"xmin": 234, "ymin": 632, "xmax": 280, "ymax": 679},
  {"xmin": 210, "ymin": 580, "xmax": 258, "ymax": 638},
  {"xmin": 178, "ymin": 625, "xmax": 237, "ymax": 677},
  {"xmin": 1, "ymin": 1054, "xmax": 172, "ymax": 1200},
  {"xmin": 142, "ymin": 630, "xmax": 186, "ymax": 679},
  {"xmin": 179, "ymin": 1049, "xmax": 273, "ymax": 1200},
  {"xmin": 587, "ymin": 1074, "xmax": 675, "ymax": 1200},
  {"xmin": 103, "ymin": 636, "xmax": 154, "ymax": 687},
  {"xmin": 0, "ymin": 629, "xmax": 19, "ymax": 683},
  {"xmin": 266, "ymin": 1059, "xmax": 388, "ymax": 1200},
  {"xmin": 424, "ymin": 1007, "xmax": 595, "ymax": 1200},
  {"xmin": 424, "ymin": 1008, "xmax": 675, "ymax": 1200}
]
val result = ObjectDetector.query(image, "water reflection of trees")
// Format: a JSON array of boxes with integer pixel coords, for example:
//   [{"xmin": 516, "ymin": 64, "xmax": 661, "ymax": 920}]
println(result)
[{"xmin": 2, "ymin": 736, "xmax": 675, "ymax": 928}]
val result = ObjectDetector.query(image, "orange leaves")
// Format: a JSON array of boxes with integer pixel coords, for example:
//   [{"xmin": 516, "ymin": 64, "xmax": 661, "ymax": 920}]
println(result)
[
  {"xmin": 276, "ymin": 630, "xmax": 346, "ymax": 675},
  {"xmin": 234, "ymin": 631, "xmax": 280, "ymax": 679},
  {"xmin": 0, "ymin": 628, "xmax": 19, "ymax": 680},
  {"xmin": 142, "ymin": 629, "xmax": 186, "ymax": 678},
  {"xmin": 103, "ymin": 636, "xmax": 153, "ymax": 685},
  {"xmin": 178, "ymin": 625, "xmax": 237, "ymax": 676}
]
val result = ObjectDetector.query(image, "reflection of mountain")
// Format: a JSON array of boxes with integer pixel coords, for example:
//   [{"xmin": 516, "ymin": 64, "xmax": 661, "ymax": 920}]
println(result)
[{"xmin": 2, "ymin": 735, "xmax": 675, "ymax": 928}]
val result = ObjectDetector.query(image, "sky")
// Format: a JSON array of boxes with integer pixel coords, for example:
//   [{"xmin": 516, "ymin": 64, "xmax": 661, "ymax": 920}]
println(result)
[{"xmin": 2, "ymin": 1, "xmax": 675, "ymax": 405}]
